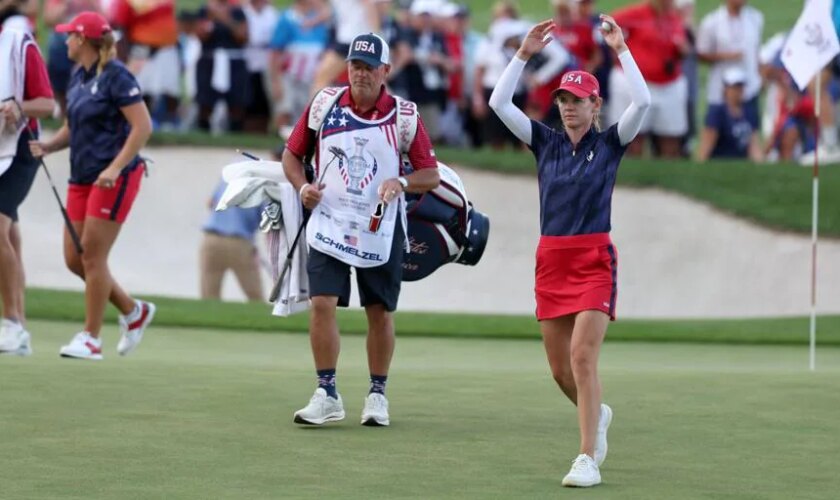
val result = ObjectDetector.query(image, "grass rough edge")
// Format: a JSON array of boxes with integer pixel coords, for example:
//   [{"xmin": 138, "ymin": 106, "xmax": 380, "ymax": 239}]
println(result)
[{"xmin": 26, "ymin": 287, "xmax": 840, "ymax": 346}]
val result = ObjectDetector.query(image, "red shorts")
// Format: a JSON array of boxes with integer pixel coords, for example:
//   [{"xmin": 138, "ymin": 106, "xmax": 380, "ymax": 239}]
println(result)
[
  {"xmin": 535, "ymin": 232, "xmax": 618, "ymax": 321},
  {"xmin": 67, "ymin": 165, "xmax": 144, "ymax": 223}
]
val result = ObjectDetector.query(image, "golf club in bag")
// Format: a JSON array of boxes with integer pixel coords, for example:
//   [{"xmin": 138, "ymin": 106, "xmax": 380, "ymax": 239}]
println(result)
[
  {"xmin": 3, "ymin": 97, "xmax": 83, "ymax": 255},
  {"xmin": 265, "ymin": 145, "xmax": 347, "ymax": 303}
]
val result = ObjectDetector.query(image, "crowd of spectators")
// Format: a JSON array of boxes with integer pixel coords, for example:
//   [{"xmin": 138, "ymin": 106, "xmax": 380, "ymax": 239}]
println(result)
[{"xmin": 12, "ymin": 0, "xmax": 838, "ymax": 164}]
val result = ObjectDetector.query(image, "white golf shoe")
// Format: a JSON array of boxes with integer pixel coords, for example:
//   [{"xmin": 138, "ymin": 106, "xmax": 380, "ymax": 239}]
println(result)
[
  {"xmin": 562, "ymin": 454, "xmax": 601, "ymax": 487},
  {"xmin": 0, "ymin": 320, "xmax": 32, "ymax": 357},
  {"xmin": 117, "ymin": 300, "xmax": 156, "ymax": 356},
  {"xmin": 293, "ymin": 388, "xmax": 345, "ymax": 425},
  {"xmin": 0, "ymin": 319, "xmax": 28, "ymax": 352},
  {"xmin": 594, "ymin": 403, "xmax": 613, "ymax": 466},
  {"xmin": 361, "ymin": 392, "xmax": 390, "ymax": 426},
  {"xmin": 59, "ymin": 332, "xmax": 103, "ymax": 360}
]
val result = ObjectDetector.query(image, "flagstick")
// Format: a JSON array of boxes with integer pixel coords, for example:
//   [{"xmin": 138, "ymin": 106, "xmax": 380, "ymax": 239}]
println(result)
[{"xmin": 809, "ymin": 72, "xmax": 821, "ymax": 372}]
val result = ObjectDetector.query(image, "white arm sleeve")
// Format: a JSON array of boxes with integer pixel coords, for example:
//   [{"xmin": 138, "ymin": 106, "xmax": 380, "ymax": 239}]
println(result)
[
  {"xmin": 615, "ymin": 50, "xmax": 651, "ymax": 146},
  {"xmin": 488, "ymin": 56, "xmax": 533, "ymax": 145}
]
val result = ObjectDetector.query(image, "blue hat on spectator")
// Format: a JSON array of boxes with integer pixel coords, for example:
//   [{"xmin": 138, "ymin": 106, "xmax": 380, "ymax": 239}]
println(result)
[{"xmin": 346, "ymin": 33, "xmax": 390, "ymax": 68}]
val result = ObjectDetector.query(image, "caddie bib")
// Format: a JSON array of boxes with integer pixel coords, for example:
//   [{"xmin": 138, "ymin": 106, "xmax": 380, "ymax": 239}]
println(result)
[{"xmin": 306, "ymin": 99, "xmax": 405, "ymax": 268}]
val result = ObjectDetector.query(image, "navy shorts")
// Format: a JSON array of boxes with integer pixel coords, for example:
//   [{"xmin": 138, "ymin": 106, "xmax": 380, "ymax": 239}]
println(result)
[
  {"xmin": 0, "ymin": 134, "xmax": 39, "ymax": 222},
  {"xmin": 307, "ymin": 222, "xmax": 405, "ymax": 312}
]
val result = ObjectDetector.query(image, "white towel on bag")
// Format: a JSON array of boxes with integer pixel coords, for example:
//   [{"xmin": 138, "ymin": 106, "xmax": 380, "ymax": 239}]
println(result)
[{"xmin": 219, "ymin": 161, "xmax": 309, "ymax": 316}]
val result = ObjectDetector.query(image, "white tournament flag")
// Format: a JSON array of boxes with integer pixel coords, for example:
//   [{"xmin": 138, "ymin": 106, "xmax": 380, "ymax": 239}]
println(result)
[{"xmin": 781, "ymin": 0, "xmax": 840, "ymax": 90}]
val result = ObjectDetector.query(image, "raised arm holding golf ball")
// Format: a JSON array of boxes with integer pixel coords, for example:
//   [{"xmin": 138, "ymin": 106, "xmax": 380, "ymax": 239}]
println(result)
[{"xmin": 489, "ymin": 15, "xmax": 650, "ymax": 488}]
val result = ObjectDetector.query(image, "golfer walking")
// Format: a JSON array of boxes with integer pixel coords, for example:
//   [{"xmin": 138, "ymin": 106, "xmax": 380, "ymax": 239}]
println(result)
[
  {"xmin": 282, "ymin": 33, "xmax": 439, "ymax": 426},
  {"xmin": 490, "ymin": 17, "xmax": 650, "ymax": 487},
  {"xmin": 29, "ymin": 12, "xmax": 156, "ymax": 360},
  {"xmin": 0, "ymin": 5, "xmax": 56, "ymax": 356}
]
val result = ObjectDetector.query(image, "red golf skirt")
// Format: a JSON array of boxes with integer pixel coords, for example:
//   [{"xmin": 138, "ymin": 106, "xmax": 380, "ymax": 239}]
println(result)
[{"xmin": 535, "ymin": 232, "xmax": 618, "ymax": 321}]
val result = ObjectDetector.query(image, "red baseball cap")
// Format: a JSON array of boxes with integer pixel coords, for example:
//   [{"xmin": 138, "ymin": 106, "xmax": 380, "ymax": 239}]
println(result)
[
  {"xmin": 551, "ymin": 71, "xmax": 600, "ymax": 100},
  {"xmin": 55, "ymin": 11, "xmax": 112, "ymax": 39}
]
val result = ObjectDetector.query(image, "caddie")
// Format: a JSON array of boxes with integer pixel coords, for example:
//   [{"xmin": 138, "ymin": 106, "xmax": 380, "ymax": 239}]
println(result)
[{"xmin": 282, "ymin": 32, "xmax": 440, "ymax": 427}]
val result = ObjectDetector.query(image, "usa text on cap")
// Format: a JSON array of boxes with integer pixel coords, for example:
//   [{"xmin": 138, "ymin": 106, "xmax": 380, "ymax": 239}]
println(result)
[{"xmin": 346, "ymin": 33, "xmax": 391, "ymax": 68}]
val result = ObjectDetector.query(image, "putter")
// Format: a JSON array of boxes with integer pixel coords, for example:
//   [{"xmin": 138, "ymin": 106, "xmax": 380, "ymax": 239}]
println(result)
[
  {"xmin": 268, "ymin": 146, "xmax": 347, "ymax": 303},
  {"xmin": 3, "ymin": 97, "xmax": 83, "ymax": 255}
]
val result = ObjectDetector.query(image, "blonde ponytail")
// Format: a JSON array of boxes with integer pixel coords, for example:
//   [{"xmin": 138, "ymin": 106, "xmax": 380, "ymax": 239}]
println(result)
[{"xmin": 91, "ymin": 32, "xmax": 116, "ymax": 76}]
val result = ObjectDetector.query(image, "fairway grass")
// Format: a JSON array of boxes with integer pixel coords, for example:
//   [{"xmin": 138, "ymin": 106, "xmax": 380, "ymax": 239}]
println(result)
[{"xmin": 2, "ymin": 320, "xmax": 838, "ymax": 499}]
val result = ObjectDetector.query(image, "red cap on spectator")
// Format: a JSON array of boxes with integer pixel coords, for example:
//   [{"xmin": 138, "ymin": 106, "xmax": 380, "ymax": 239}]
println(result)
[
  {"xmin": 55, "ymin": 11, "xmax": 112, "ymax": 40},
  {"xmin": 551, "ymin": 71, "xmax": 600, "ymax": 100}
]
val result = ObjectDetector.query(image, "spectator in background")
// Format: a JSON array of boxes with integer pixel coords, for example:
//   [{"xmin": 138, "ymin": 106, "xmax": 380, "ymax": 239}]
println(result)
[
  {"xmin": 177, "ymin": 10, "xmax": 203, "ymax": 130},
  {"xmin": 404, "ymin": 1, "xmax": 452, "ymax": 143},
  {"xmin": 44, "ymin": 0, "xmax": 103, "ymax": 117},
  {"xmin": 375, "ymin": 0, "xmax": 411, "ymax": 99},
  {"xmin": 553, "ymin": 0, "xmax": 601, "ymax": 73},
  {"xmin": 696, "ymin": 0, "xmax": 763, "ymax": 137},
  {"xmin": 573, "ymin": 0, "xmax": 612, "ymax": 112},
  {"xmin": 760, "ymin": 39, "xmax": 817, "ymax": 163},
  {"xmin": 453, "ymin": 5, "xmax": 485, "ymax": 148},
  {"xmin": 200, "ymin": 179, "xmax": 264, "ymax": 302},
  {"xmin": 439, "ymin": 2, "xmax": 467, "ymax": 146},
  {"xmin": 269, "ymin": 0, "xmax": 329, "ymax": 136},
  {"xmin": 696, "ymin": 67, "xmax": 762, "ymax": 162},
  {"xmin": 610, "ymin": 0, "xmax": 689, "ymax": 158},
  {"xmin": 242, "ymin": 0, "xmax": 278, "ymax": 134},
  {"xmin": 195, "ymin": 0, "xmax": 249, "ymax": 132},
  {"xmin": 491, "ymin": 0, "xmax": 519, "ymax": 21},
  {"xmin": 310, "ymin": 0, "xmax": 380, "ymax": 93},
  {"xmin": 799, "ymin": 62, "xmax": 840, "ymax": 165},
  {"xmin": 109, "ymin": 0, "xmax": 180, "ymax": 130},
  {"xmin": 675, "ymin": 0, "xmax": 698, "ymax": 157},
  {"xmin": 474, "ymin": 18, "xmax": 530, "ymax": 149}
]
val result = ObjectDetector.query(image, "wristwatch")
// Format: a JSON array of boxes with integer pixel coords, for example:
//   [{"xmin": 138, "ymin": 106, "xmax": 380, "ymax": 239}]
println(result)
[{"xmin": 397, "ymin": 176, "xmax": 409, "ymax": 189}]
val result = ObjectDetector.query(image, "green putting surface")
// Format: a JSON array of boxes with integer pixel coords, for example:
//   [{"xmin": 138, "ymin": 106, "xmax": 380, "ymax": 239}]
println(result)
[{"xmin": 2, "ymin": 320, "xmax": 838, "ymax": 499}]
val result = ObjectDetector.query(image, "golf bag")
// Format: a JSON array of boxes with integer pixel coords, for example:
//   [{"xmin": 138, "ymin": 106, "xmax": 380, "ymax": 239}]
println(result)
[{"xmin": 402, "ymin": 162, "xmax": 490, "ymax": 281}]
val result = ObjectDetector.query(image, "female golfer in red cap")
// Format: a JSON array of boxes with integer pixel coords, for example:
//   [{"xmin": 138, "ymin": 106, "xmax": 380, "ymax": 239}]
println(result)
[
  {"xmin": 490, "ymin": 16, "xmax": 650, "ymax": 487},
  {"xmin": 30, "ymin": 11, "xmax": 155, "ymax": 360}
]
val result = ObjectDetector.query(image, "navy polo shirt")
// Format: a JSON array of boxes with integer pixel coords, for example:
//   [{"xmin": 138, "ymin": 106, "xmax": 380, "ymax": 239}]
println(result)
[
  {"xmin": 66, "ymin": 60, "xmax": 144, "ymax": 185},
  {"xmin": 705, "ymin": 104, "xmax": 753, "ymax": 159},
  {"xmin": 529, "ymin": 120, "xmax": 628, "ymax": 236}
]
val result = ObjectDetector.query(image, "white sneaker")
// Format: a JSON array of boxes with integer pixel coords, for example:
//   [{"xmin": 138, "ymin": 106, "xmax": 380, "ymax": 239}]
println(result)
[
  {"xmin": 117, "ymin": 301, "xmax": 156, "ymax": 356},
  {"xmin": 0, "ymin": 327, "xmax": 32, "ymax": 357},
  {"xmin": 562, "ymin": 454, "xmax": 601, "ymax": 487},
  {"xmin": 361, "ymin": 392, "xmax": 390, "ymax": 426},
  {"xmin": 59, "ymin": 332, "xmax": 103, "ymax": 360},
  {"xmin": 799, "ymin": 145, "xmax": 840, "ymax": 167},
  {"xmin": 0, "ymin": 319, "xmax": 27, "ymax": 352},
  {"xmin": 293, "ymin": 388, "xmax": 345, "ymax": 425},
  {"xmin": 594, "ymin": 403, "xmax": 613, "ymax": 466}
]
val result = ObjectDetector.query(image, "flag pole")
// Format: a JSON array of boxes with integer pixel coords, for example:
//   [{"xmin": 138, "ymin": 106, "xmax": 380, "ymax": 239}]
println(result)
[{"xmin": 809, "ymin": 71, "xmax": 821, "ymax": 372}]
